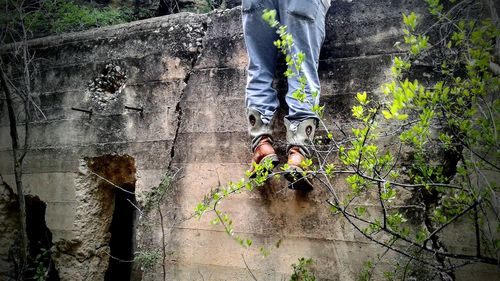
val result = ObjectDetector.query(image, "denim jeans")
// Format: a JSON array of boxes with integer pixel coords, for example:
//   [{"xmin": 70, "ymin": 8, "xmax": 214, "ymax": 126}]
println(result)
[{"xmin": 242, "ymin": 0, "xmax": 329, "ymax": 125}]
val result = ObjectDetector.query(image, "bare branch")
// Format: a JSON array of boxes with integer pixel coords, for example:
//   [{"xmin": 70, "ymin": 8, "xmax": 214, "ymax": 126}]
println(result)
[{"xmin": 241, "ymin": 254, "xmax": 258, "ymax": 281}]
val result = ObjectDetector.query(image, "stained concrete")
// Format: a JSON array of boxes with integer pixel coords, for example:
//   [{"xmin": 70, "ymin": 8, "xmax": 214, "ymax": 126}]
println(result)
[{"xmin": 0, "ymin": 2, "xmax": 498, "ymax": 281}]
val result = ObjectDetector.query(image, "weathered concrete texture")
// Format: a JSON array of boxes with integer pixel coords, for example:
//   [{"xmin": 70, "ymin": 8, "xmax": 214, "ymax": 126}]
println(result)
[
  {"xmin": 1, "ymin": 9, "xmax": 207, "ymax": 241},
  {"xmin": 161, "ymin": 163, "xmax": 401, "ymax": 280},
  {"xmin": 0, "ymin": 178, "xmax": 20, "ymax": 281},
  {"xmin": 51, "ymin": 155, "xmax": 136, "ymax": 280},
  {"xmin": 0, "ymin": 2, "xmax": 497, "ymax": 281},
  {"xmin": 0, "ymin": 10, "xmax": 208, "ymax": 280},
  {"xmin": 324, "ymin": 0, "xmax": 429, "ymax": 59}
]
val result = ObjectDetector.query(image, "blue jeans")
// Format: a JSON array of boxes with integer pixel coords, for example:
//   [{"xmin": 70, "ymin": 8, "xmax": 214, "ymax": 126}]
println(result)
[{"xmin": 242, "ymin": 0, "xmax": 329, "ymax": 125}]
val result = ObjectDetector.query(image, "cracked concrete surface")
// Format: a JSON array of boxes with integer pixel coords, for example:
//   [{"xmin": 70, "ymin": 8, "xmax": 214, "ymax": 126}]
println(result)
[
  {"xmin": 0, "ymin": 4, "xmax": 498, "ymax": 281},
  {"xmin": 50, "ymin": 155, "xmax": 136, "ymax": 280},
  {"xmin": 167, "ymin": 19, "xmax": 207, "ymax": 170}
]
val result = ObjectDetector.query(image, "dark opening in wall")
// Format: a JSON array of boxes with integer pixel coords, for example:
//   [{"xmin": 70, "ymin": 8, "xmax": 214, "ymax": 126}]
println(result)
[
  {"xmin": 25, "ymin": 195, "xmax": 60, "ymax": 281},
  {"xmin": 104, "ymin": 183, "xmax": 137, "ymax": 281},
  {"xmin": 87, "ymin": 154, "xmax": 138, "ymax": 281}
]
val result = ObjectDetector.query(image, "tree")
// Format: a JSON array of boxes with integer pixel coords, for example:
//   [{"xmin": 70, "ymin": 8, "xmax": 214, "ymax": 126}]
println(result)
[{"xmin": 0, "ymin": 0, "xmax": 37, "ymax": 278}]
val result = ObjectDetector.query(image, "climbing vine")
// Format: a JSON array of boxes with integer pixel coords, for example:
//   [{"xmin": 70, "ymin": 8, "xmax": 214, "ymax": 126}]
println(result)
[{"xmin": 195, "ymin": 0, "xmax": 499, "ymax": 279}]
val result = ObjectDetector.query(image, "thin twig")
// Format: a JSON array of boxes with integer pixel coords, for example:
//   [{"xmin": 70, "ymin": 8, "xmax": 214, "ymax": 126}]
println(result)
[
  {"xmin": 377, "ymin": 181, "xmax": 388, "ymax": 228},
  {"xmin": 241, "ymin": 254, "xmax": 258, "ymax": 281},
  {"xmin": 423, "ymin": 200, "xmax": 479, "ymax": 247},
  {"xmin": 104, "ymin": 251, "xmax": 134, "ymax": 263},
  {"xmin": 88, "ymin": 170, "xmax": 136, "ymax": 195},
  {"xmin": 159, "ymin": 206, "xmax": 166, "ymax": 281},
  {"xmin": 127, "ymin": 198, "xmax": 144, "ymax": 217}
]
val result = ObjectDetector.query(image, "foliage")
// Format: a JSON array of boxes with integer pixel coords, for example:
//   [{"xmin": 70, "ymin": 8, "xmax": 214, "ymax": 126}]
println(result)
[
  {"xmin": 290, "ymin": 257, "xmax": 316, "ymax": 281},
  {"xmin": 0, "ymin": 0, "xmax": 147, "ymax": 40},
  {"xmin": 134, "ymin": 249, "xmax": 162, "ymax": 270},
  {"xmin": 143, "ymin": 172, "xmax": 175, "ymax": 212},
  {"xmin": 27, "ymin": 247, "xmax": 51, "ymax": 281},
  {"xmin": 26, "ymin": 0, "xmax": 134, "ymax": 35},
  {"xmin": 331, "ymin": 0, "xmax": 499, "ymax": 276},
  {"xmin": 194, "ymin": 0, "xmax": 499, "ymax": 278},
  {"xmin": 357, "ymin": 260, "xmax": 374, "ymax": 281},
  {"xmin": 0, "ymin": 0, "xmax": 232, "ymax": 40},
  {"xmin": 193, "ymin": 0, "xmax": 226, "ymax": 13},
  {"xmin": 138, "ymin": 170, "xmax": 183, "ymax": 279},
  {"xmin": 171, "ymin": 0, "xmax": 227, "ymax": 14}
]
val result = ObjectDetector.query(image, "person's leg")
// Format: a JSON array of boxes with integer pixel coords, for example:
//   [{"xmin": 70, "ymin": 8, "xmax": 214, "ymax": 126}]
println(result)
[
  {"xmin": 243, "ymin": 0, "xmax": 280, "ymax": 124},
  {"xmin": 242, "ymin": 0, "xmax": 280, "ymax": 175},
  {"xmin": 283, "ymin": 118, "xmax": 318, "ymax": 191},
  {"xmin": 279, "ymin": 0, "xmax": 329, "ymax": 190},
  {"xmin": 280, "ymin": 0, "xmax": 328, "ymax": 123}
]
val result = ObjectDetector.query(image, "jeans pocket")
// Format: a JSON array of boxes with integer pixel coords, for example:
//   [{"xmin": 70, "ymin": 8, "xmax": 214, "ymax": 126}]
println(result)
[
  {"xmin": 242, "ymin": 0, "xmax": 264, "ymax": 13},
  {"xmin": 287, "ymin": 0, "xmax": 321, "ymax": 21}
]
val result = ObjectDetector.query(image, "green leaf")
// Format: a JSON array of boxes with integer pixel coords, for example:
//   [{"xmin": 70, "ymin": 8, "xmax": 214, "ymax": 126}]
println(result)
[
  {"xmin": 354, "ymin": 206, "xmax": 367, "ymax": 216},
  {"xmin": 415, "ymin": 228, "xmax": 428, "ymax": 243},
  {"xmin": 292, "ymin": 89, "xmax": 306, "ymax": 102},
  {"xmin": 262, "ymin": 9, "xmax": 278, "ymax": 27},
  {"xmin": 312, "ymin": 104, "xmax": 325, "ymax": 117},
  {"xmin": 325, "ymin": 163, "xmax": 335, "ymax": 176},
  {"xmin": 396, "ymin": 113, "xmax": 409, "ymax": 120},
  {"xmin": 382, "ymin": 110, "xmax": 393, "ymax": 119},
  {"xmin": 329, "ymin": 205, "xmax": 340, "ymax": 214},
  {"xmin": 297, "ymin": 51, "xmax": 306, "ymax": 65},
  {"xmin": 402, "ymin": 12, "xmax": 419, "ymax": 31},
  {"xmin": 381, "ymin": 188, "xmax": 397, "ymax": 201},
  {"xmin": 259, "ymin": 247, "xmax": 270, "ymax": 257},
  {"xmin": 356, "ymin": 92, "xmax": 368, "ymax": 105},
  {"xmin": 352, "ymin": 105, "xmax": 364, "ymax": 120},
  {"xmin": 301, "ymin": 158, "xmax": 313, "ymax": 169}
]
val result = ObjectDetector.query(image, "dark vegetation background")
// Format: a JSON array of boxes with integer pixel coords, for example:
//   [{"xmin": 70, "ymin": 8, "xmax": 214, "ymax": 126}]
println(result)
[{"xmin": 1, "ymin": 0, "xmax": 241, "ymax": 41}]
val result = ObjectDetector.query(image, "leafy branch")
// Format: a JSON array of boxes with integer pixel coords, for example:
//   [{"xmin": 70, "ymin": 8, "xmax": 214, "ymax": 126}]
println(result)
[{"xmin": 195, "ymin": 2, "xmax": 499, "ymax": 279}]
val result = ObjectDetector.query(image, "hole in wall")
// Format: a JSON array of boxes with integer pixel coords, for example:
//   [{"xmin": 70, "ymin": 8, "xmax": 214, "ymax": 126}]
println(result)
[
  {"xmin": 88, "ymin": 63, "xmax": 127, "ymax": 109},
  {"xmin": 25, "ymin": 195, "xmax": 60, "ymax": 281},
  {"xmin": 89, "ymin": 63, "xmax": 127, "ymax": 95},
  {"xmin": 86, "ymin": 154, "xmax": 138, "ymax": 281},
  {"xmin": 104, "ymin": 182, "xmax": 137, "ymax": 281}
]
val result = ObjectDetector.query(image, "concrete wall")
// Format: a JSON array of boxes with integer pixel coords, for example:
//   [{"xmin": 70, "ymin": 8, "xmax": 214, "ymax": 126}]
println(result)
[{"xmin": 0, "ymin": 2, "xmax": 497, "ymax": 280}]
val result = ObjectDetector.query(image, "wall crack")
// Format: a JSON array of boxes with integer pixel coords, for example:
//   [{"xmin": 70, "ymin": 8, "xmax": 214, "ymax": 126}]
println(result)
[{"xmin": 167, "ymin": 20, "xmax": 209, "ymax": 169}]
